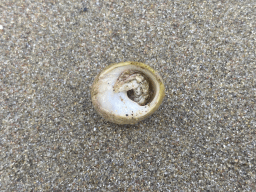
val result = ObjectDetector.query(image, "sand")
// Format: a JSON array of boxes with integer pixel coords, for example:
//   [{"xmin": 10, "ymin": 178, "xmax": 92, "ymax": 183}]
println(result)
[{"xmin": 0, "ymin": 0, "xmax": 255, "ymax": 191}]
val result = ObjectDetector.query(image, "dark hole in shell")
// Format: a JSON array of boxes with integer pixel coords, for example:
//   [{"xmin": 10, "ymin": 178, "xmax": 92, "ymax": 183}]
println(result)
[{"xmin": 126, "ymin": 73, "xmax": 155, "ymax": 106}]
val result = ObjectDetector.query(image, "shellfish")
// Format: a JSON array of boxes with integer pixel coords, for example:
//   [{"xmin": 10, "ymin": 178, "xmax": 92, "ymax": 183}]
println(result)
[{"xmin": 91, "ymin": 61, "xmax": 165, "ymax": 124}]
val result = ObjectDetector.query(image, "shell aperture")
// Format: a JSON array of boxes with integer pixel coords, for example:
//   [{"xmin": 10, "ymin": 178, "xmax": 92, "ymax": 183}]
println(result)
[{"xmin": 113, "ymin": 70, "xmax": 150, "ymax": 105}]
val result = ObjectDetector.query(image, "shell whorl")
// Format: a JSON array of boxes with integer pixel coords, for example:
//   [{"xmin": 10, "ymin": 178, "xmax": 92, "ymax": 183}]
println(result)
[{"xmin": 113, "ymin": 70, "xmax": 150, "ymax": 105}]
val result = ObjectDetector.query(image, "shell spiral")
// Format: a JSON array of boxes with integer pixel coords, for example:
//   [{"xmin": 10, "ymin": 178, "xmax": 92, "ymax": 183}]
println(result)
[
  {"xmin": 91, "ymin": 61, "xmax": 165, "ymax": 125},
  {"xmin": 114, "ymin": 70, "xmax": 150, "ymax": 105}
]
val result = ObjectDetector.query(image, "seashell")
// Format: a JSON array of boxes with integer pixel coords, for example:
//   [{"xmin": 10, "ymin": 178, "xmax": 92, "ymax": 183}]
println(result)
[{"xmin": 91, "ymin": 61, "xmax": 165, "ymax": 124}]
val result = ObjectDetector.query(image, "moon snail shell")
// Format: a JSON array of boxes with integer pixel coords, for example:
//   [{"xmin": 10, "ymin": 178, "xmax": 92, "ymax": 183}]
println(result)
[{"xmin": 91, "ymin": 61, "xmax": 165, "ymax": 124}]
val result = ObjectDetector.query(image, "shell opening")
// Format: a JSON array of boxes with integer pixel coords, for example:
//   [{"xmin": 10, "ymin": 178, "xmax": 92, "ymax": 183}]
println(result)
[{"xmin": 114, "ymin": 69, "xmax": 155, "ymax": 106}]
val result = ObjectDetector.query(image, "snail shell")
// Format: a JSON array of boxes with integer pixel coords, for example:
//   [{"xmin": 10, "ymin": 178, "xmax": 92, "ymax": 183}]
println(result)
[{"xmin": 91, "ymin": 61, "xmax": 165, "ymax": 124}]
